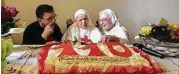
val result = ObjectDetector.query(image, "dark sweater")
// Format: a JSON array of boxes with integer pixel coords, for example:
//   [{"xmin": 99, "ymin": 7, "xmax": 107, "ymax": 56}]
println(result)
[{"xmin": 22, "ymin": 21, "xmax": 62, "ymax": 44}]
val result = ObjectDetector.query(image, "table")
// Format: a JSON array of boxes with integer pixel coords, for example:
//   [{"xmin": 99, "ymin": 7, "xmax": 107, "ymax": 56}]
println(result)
[
  {"xmin": 151, "ymin": 56, "xmax": 179, "ymax": 74},
  {"xmin": 4, "ymin": 45, "xmax": 40, "ymax": 74},
  {"xmin": 4, "ymin": 45, "xmax": 179, "ymax": 74}
]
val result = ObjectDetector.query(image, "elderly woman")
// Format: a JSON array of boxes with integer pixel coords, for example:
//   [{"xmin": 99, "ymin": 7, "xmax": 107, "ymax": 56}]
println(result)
[
  {"xmin": 99, "ymin": 9, "xmax": 129, "ymax": 43},
  {"xmin": 62, "ymin": 9, "xmax": 102, "ymax": 43}
]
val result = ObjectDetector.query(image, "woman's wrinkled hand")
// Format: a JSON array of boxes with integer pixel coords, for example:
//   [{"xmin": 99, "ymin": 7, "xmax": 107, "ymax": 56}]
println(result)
[{"xmin": 100, "ymin": 35, "xmax": 120, "ymax": 42}]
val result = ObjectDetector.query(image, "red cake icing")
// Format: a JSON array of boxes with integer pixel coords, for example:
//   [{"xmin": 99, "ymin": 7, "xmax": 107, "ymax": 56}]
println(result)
[{"xmin": 38, "ymin": 41, "xmax": 163, "ymax": 74}]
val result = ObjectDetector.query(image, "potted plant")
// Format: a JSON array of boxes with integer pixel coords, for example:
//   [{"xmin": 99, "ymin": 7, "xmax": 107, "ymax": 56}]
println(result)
[{"xmin": 1, "ymin": 5, "xmax": 19, "ymax": 34}]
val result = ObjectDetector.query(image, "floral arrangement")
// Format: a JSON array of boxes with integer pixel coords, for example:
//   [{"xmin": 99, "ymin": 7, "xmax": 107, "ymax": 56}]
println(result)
[
  {"xmin": 139, "ymin": 18, "xmax": 179, "ymax": 43},
  {"xmin": 1, "ymin": 6, "xmax": 19, "ymax": 34},
  {"xmin": 1, "ymin": 38, "xmax": 13, "ymax": 73}
]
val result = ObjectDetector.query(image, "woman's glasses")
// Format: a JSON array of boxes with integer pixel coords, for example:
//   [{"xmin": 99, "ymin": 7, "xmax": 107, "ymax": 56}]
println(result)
[{"xmin": 99, "ymin": 18, "xmax": 109, "ymax": 22}]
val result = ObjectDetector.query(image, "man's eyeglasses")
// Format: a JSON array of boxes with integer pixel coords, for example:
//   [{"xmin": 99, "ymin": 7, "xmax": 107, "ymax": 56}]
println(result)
[{"xmin": 42, "ymin": 14, "xmax": 58, "ymax": 21}]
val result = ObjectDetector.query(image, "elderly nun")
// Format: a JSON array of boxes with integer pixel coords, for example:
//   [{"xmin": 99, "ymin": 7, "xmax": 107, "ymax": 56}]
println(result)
[
  {"xmin": 62, "ymin": 9, "xmax": 102, "ymax": 43},
  {"xmin": 99, "ymin": 9, "xmax": 129, "ymax": 43}
]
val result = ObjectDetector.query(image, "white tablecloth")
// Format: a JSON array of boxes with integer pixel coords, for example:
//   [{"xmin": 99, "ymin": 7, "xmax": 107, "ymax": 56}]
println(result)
[{"xmin": 4, "ymin": 45, "xmax": 179, "ymax": 74}]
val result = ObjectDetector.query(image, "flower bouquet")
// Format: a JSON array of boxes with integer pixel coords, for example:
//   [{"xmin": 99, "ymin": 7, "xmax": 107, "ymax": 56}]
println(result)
[
  {"xmin": 1, "ymin": 38, "xmax": 13, "ymax": 73},
  {"xmin": 1, "ymin": 6, "xmax": 19, "ymax": 34},
  {"xmin": 139, "ymin": 18, "xmax": 179, "ymax": 57},
  {"xmin": 139, "ymin": 18, "xmax": 179, "ymax": 43}
]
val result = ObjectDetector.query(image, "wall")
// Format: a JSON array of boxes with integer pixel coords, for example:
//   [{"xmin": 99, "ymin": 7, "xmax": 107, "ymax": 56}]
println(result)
[
  {"xmin": 4, "ymin": 0, "xmax": 179, "ymax": 43},
  {"xmin": 1, "ymin": 0, "xmax": 5, "ymax": 5}
]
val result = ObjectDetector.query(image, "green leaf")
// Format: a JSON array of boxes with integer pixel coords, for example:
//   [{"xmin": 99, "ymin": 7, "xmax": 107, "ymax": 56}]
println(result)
[
  {"xmin": 1, "ymin": 39, "xmax": 13, "ymax": 61},
  {"xmin": 170, "ymin": 29, "xmax": 175, "ymax": 35},
  {"xmin": 159, "ymin": 17, "xmax": 168, "ymax": 26},
  {"xmin": 1, "ymin": 39, "xmax": 7, "ymax": 61},
  {"xmin": 6, "ymin": 39, "xmax": 13, "ymax": 56}
]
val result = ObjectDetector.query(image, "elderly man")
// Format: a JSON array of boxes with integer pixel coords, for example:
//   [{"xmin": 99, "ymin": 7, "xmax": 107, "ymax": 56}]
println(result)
[
  {"xmin": 23, "ymin": 4, "xmax": 63, "ymax": 44},
  {"xmin": 99, "ymin": 9, "xmax": 129, "ymax": 43},
  {"xmin": 62, "ymin": 9, "xmax": 102, "ymax": 43}
]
